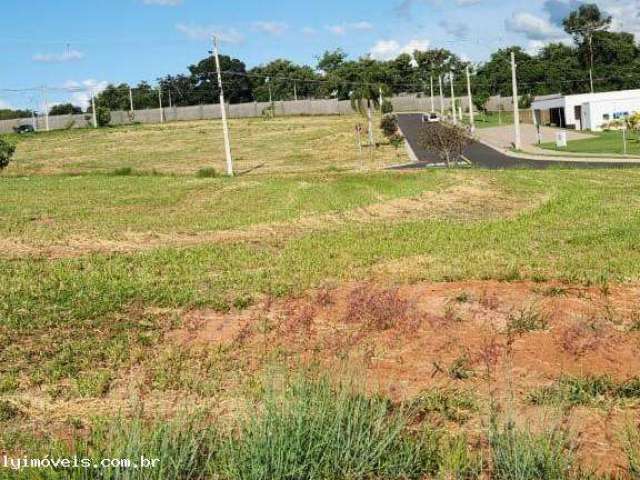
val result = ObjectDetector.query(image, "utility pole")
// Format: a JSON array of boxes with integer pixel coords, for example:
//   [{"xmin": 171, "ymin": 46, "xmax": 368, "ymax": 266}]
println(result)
[
  {"xmin": 438, "ymin": 75, "xmax": 444, "ymax": 117},
  {"xmin": 158, "ymin": 88, "xmax": 164, "ymax": 123},
  {"xmin": 293, "ymin": 81, "xmax": 298, "ymax": 102},
  {"xmin": 511, "ymin": 51, "xmax": 522, "ymax": 150},
  {"xmin": 129, "ymin": 87, "xmax": 134, "ymax": 112},
  {"xmin": 213, "ymin": 35, "xmax": 234, "ymax": 176},
  {"xmin": 168, "ymin": 89, "xmax": 172, "ymax": 109},
  {"xmin": 42, "ymin": 86, "xmax": 50, "ymax": 132},
  {"xmin": 430, "ymin": 75, "xmax": 434, "ymax": 113},
  {"xmin": 91, "ymin": 90, "xmax": 98, "ymax": 128},
  {"xmin": 466, "ymin": 66, "xmax": 475, "ymax": 133},
  {"xmin": 450, "ymin": 71, "xmax": 457, "ymax": 124},
  {"xmin": 379, "ymin": 85, "xmax": 384, "ymax": 116}
]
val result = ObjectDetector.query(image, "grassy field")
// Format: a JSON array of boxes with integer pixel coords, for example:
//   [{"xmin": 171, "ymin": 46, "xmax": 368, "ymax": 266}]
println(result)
[
  {"xmin": 1, "ymin": 115, "xmax": 640, "ymax": 479},
  {"xmin": 540, "ymin": 129, "xmax": 640, "ymax": 155},
  {"xmin": 6, "ymin": 115, "xmax": 404, "ymax": 176}
]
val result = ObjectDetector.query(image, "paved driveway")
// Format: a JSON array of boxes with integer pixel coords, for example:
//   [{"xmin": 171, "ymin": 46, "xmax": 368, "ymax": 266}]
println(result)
[{"xmin": 396, "ymin": 114, "xmax": 640, "ymax": 170}]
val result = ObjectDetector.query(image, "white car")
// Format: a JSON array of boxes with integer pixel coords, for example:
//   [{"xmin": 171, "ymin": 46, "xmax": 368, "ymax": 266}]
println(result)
[{"xmin": 421, "ymin": 112, "xmax": 440, "ymax": 123}]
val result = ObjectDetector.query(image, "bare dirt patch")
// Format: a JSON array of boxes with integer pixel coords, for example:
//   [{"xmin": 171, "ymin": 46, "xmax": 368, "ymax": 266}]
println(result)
[{"xmin": 162, "ymin": 279, "xmax": 640, "ymax": 474}]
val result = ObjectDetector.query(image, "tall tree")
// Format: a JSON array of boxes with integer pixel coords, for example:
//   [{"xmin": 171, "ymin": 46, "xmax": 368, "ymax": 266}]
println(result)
[{"xmin": 563, "ymin": 3, "xmax": 612, "ymax": 92}]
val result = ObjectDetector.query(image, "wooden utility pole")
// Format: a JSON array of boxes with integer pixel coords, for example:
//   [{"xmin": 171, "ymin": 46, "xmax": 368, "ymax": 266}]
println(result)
[
  {"xmin": 511, "ymin": 51, "xmax": 522, "ymax": 150},
  {"xmin": 129, "ymin": 87, "xmax": 134, "ymax": 112},
  {"xmin": 158, "ymin": 89, "xmax": 164, "ymax": 123},
  {"xmin": 213, "ymin": 35, "xmax": 234, "ymax": 176}
]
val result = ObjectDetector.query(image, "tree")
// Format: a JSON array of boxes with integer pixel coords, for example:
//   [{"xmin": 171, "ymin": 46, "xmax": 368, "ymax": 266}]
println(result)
[
  {"xmin": 249, "ymin": 59, "xmax": 321, "ymax": 102},
  {"xmin": 418, "ymin": 123, "xmax": 471, "ymax": 168},
  {"xmin": 0, "ymin": 138, "xmax": 15, "ymax": 171},
  {"xmin": 187, "ymin": 55, "xmax": 253, "ymax": 104},
  {"xmin": 380, "ymin": 114, "xmax": 399, "ymax": 138},
  {"xmin": 563, "ymin": 3, "xmax": 612, "ymax": 92},
  {"xmin": 96, "ymin": 106, "xmax": 111, "ymax": 127},
  {"xmin": 49, "ymin": 103, "xmax": 82, "ymax": 115},
  {"xmin": 0, "ymin": 108, "xmax": 32, "ymax": 121}
]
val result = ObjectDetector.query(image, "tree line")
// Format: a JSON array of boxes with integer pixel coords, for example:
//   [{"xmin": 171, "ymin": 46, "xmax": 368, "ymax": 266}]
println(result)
[{"xmin": 3, "ymin": 3, "xmax": 638, "ymax": 119}]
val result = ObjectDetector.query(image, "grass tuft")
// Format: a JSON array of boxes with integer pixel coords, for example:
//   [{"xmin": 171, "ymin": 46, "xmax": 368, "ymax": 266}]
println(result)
[
  {"xmin": 196, "ymin": 167, "xmax": 220, "ymax": 178},
  {"xmin": 216, "ymin": 369, "xmax": 441, "ymax": 480},
  {"xmin": 490, "ymin": 420, "xmax": 574, "ymax": 480},
  {"xmin": 528, "ymin": 375, "xmax": 640, "ymax": 407}
]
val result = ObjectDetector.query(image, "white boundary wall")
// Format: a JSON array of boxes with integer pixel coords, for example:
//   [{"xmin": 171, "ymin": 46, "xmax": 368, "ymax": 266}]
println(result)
[{"xmin": 0, "ymin": 95, "xmax": 515, "ymax": 133}]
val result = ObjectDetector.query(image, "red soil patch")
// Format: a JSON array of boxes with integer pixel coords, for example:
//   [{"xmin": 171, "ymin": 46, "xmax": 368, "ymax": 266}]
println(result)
[{"xmin": 170, "ymin": 280, "xmax": 640, "ymax": 474}]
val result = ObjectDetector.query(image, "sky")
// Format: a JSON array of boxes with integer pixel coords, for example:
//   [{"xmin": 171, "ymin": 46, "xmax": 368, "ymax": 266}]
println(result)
[{"xmin": 1, "ymin": 0, "xmax": 639, "ymax": 110}]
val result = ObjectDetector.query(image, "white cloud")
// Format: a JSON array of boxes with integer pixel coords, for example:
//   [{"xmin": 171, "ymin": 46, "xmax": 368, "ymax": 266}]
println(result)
[
  {"xmin": 0, "ymin": 99, "xmax": 13, "ymax": 110},
  {"xmin": 252, "ymin": 21, "xmax": 288, "ymax": 36},
  {"xmin": 505, "ymin": 11, "xmax": 567, "ymax": 41},
  {"xmin": 63, "ymin": 79, "xmax": 109, "ymax": 110},
  {"xmin": 175, "ymin": 23, "xmax": 245, "ymax": 43},
  {"xmin": 143, "ymin": 0, "xmax": 183, "ymax": 5},
  {"xmin": 369, "ymin": 38, "xmax": 430, "ymax": 60},
  {"xmin": 33, "ymin": 49, "xmax": 85, "ymax": 63},
  {"xmin": 327, "ymin": 21, "xmax": 374, "ymax": 35}
]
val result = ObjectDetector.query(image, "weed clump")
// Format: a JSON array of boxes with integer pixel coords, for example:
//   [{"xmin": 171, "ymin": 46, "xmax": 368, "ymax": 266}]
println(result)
[
  {"xmin": 112, "ymin": 166, "xmax": 134, "ymax": 176},
  {"xmin": 506, "ymin": 306, "xmax": 549, "ymax": 335},
  {"xmin": 528, "ymin": 375, "xmax": 640, "ymax": 407},
  {"xmin": 345, "ymin": 285, "xmax": 417, "ymax": 331}
]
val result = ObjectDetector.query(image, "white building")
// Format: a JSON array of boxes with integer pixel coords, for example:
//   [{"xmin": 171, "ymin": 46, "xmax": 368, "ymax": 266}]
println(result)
[{"xmin": 531, "ymin": 89, "xmax": 640, "ymax": 131}]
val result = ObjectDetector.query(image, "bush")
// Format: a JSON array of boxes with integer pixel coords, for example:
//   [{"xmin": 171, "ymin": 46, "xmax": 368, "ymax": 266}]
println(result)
[
  {"xmin": 418, "ymin": 123, "xmax": 471, "ymax": 168},
  {"xmin": 97, "ymin": 106, "xmax": 111, "ymax": 127},
  {"xmin": 0, "ymin": 138, "xmax": 15, "ymax": 170},
  {"xmin": 380, "ymin": 114, "xmax": 399, "ymax": 138},
  {"xmin": 381, "ymin": 99, "xmax": 394, "ymax": 114}
]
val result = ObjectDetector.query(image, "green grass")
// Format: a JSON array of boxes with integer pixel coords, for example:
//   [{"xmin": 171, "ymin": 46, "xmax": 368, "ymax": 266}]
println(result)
[
  {"xmin": 489, "ymin": 421, "xmax": 574, "ymax": 480},
  {"xmin": 4, "ymin": 115, "xmax": 404, "ymax": 176},
  {"xmin": 1, "ymin": 168, "xmax": 640, "ymax": 388},
  {"xmin": 540, "ymin": 130, "xmax": 640, "ymax": 156},
  {"xmin": 0, "ymin": 171, "xmax": 448, "ymax": 244},
  {"xmin": 468, "ymin": 111, "xmax": 515, "ymax": 129},
  {"xmin": 528, "ymin": 375, "xmax": 640, "ymax": 407},
  {"xmin": 4, "ymin": 371, "xmax": 442, "ymax": 480}
]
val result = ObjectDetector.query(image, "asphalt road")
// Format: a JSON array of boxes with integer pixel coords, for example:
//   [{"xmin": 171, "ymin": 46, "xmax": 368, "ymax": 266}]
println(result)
[{"xmin": 397, "ymin": 113, "xmax": 639, "ymax": 170}]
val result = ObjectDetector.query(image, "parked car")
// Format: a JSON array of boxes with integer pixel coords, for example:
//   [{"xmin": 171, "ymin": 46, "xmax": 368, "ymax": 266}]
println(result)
[
  {"xmin": 421, "ymin": 112, "xmax": 440, "ymax": 123},
  {"xmin": 13, "ymin": 124, "xmax": 35, "ymax": 134}
]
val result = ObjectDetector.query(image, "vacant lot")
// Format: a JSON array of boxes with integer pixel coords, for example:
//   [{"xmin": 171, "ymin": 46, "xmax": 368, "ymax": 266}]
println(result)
[
  {"xmin": 6, "ymin": 115, "xmax": 403, "ymax": 176},
  {"xmin": 1, "ymin": 116, "xmax": 639, "ymax": 479}
]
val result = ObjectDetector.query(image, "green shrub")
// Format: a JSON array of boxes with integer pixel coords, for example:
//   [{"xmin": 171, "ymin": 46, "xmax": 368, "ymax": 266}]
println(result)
[
  {"xmin": 196, "ymin": 167, "xmax": 219, "ymax": 178},
  {"xmin": 97, "ymin": 106, "xmax": 111, "ymax": 127},
  {"xmin": 490, "ymin": 421, "xmax": 574, "ymax": 480},
  {"xmin": 0, "ymin": 137, "xmax": 16, "ymax": 170},
  {"xmin": 381, "ymin": 99, "xmax": 394, "ymax": 114},
  {"xmin": 380, "ymin": 114, "xmax": 399, "ymax": 138}
]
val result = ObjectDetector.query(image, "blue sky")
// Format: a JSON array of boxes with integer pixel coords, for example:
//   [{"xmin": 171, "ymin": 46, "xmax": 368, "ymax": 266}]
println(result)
[{"xmin": 1, "ymin": 0, "xmax": 637, "ymax": 110}]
